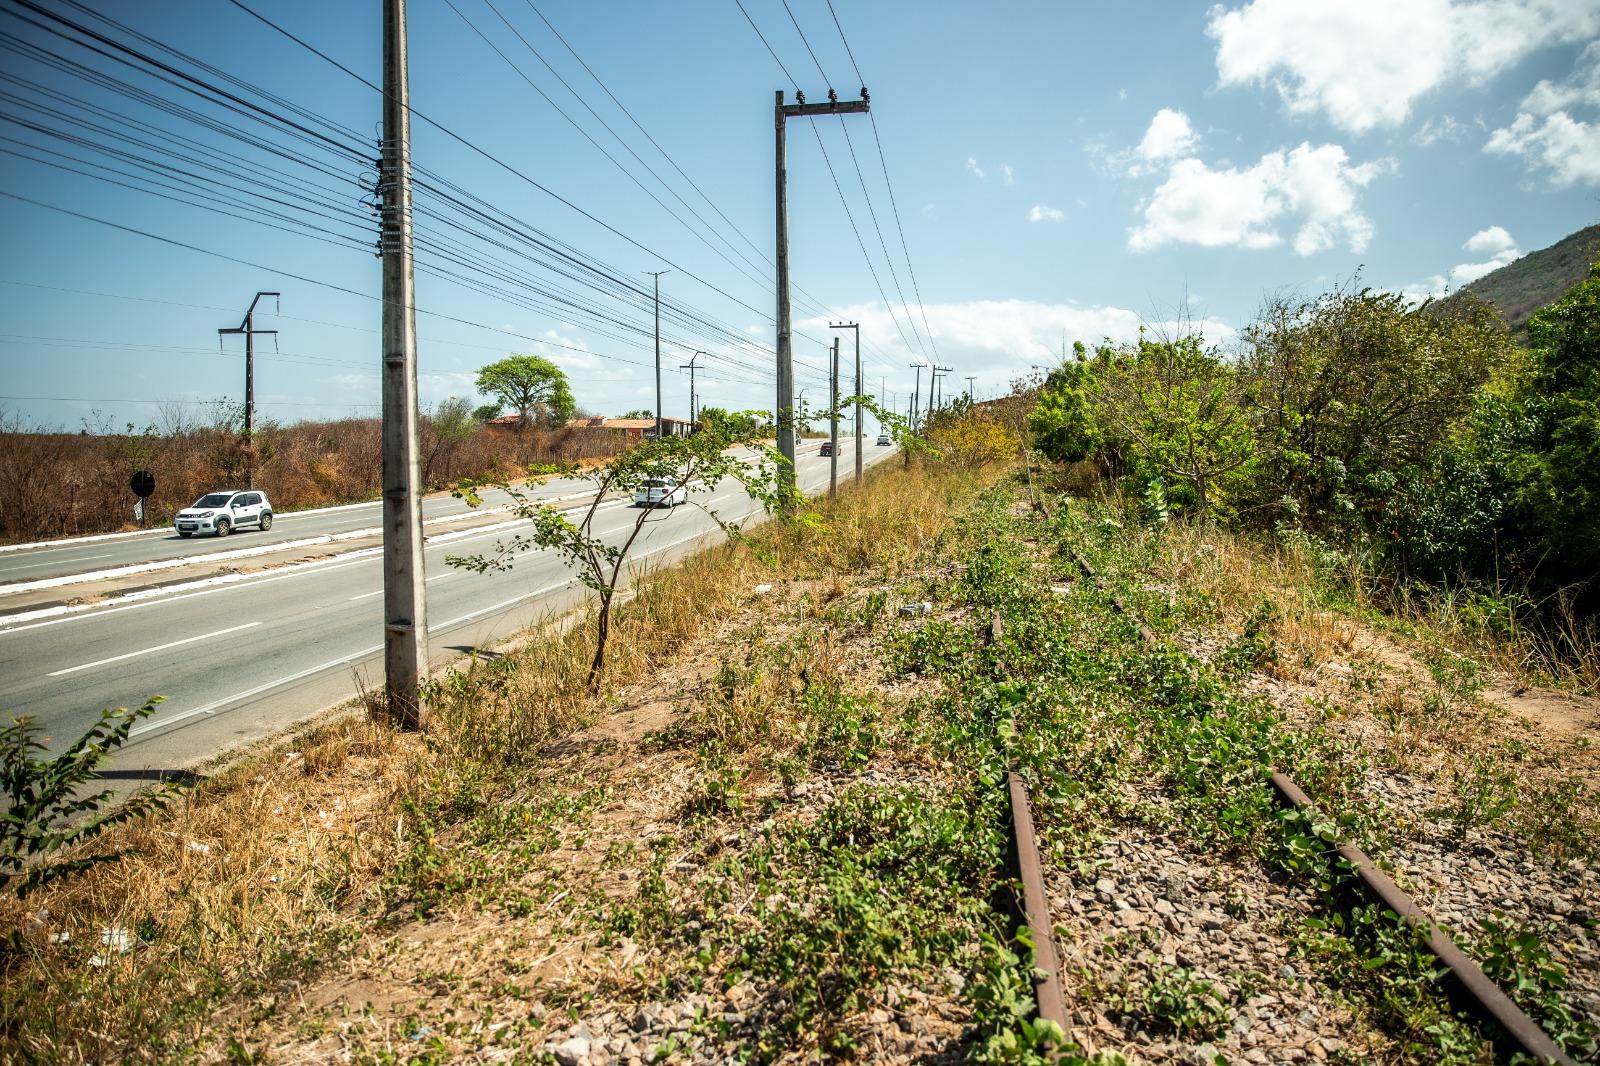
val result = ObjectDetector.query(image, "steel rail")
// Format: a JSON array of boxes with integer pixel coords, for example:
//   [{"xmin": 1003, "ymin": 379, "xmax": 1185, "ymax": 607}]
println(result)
[{"xmin": 1062, "ymin": 542, "xmax": 1577, "ymax": 1066}]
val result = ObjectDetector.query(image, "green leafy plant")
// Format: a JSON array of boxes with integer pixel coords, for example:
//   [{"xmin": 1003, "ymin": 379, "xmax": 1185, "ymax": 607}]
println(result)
[
  {"xmin": 1, "ymin": 698, "xmax": 173, "ymax": 897},
  {"xmin": 1472, "ymin": 917, "xmax": 1599, "ymax": 1059}
]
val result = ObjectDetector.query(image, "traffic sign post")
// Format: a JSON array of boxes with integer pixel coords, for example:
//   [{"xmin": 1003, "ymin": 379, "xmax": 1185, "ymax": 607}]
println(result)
[{"xmin": 130, "ymin": 470, "xmax": 155, "ymax": 528}]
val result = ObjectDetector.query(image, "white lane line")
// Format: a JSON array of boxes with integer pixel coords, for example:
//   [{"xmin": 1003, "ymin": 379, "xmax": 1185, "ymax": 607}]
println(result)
[
  {"xmin": 3, "ymin": 552, "xmax": 114, "ymax": 572},
  {"xmin": 47, "ymin": 621, "xmax": 261, "ymax": 677},
  {"xmin": 128, "ymin": 641, "xmax": 384, "ymax": 739},
  {"xmin": 348, "ymin": 571, "xmax": 455, "ymax": 601}
]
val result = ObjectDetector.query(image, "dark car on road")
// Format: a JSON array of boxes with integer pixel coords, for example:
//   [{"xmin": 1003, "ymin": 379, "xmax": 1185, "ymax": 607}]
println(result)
[{"xmin": 819, "ymin": 441, "xmax": 833, "ymax": 456}]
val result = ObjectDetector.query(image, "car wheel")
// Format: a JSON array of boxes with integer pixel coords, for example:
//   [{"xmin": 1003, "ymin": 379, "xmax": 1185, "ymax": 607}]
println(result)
[
  {"xmin": 259, "ymin": 512, "xmax": 273, "ymax": 531},
  {"xmin": 216, "ymin": 518, "xmax": 231, "ymax": 537}
]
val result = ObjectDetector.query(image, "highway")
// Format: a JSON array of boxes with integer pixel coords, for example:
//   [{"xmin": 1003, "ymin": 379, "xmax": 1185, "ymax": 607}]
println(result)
[{"xmin": 0, "ymin": 440, "xmax": 892, "ymax": 776}]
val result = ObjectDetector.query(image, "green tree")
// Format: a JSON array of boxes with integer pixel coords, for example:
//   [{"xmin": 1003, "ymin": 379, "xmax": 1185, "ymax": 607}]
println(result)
[
  {"xmin": 619, "ymin": 408, "xmax": 653, "ymax": 419},
  {"xmin": 422, "ymin": 396, "xmax": 477, "ymax": 487},
  {"xmin": 471, "ymin": 402, "xmax": 502, "ymax": 423},
  {"xmin": 475, "ymin": 355, "xmax": 575, "ymax": 429},
  {"xmin": 448, "ymin": 411, "xmax": 793, "ymax": 687},
  {"xmin": 1237, "ymin": 288, "xmax": 1505, "ymax": 531},
  {"xmin": 1029, "ymin": 345, "xmax": 1101, "ymax": 466},
  {"xmin": 1094, "ymin": 334, "xmax": 1253, "ymax": 520},
  {"xmin": 1517, "ymin": 262, "xmax": 1600, "ymax": 596}
]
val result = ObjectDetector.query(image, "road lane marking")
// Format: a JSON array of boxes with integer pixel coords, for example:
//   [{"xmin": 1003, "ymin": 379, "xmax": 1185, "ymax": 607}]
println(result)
[
  {"xmin": 128, "ymin": 642, "xmax": 384, "ymax": 739},
  {"xmin": 47, "ymin": 622, "xmax": 261, "ymax": 677},
  {"xmin": 2, "ymin": 552, "xmax": 114, "ymax": 573},
  {"xmin": 348, "ymin": 571, "xmax": 456, "ymax": 601}
]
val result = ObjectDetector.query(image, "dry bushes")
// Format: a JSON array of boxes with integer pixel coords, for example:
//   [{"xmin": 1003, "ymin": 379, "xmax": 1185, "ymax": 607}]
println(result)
[{"xmin": 0, "ymin": 409, "xmax": 628, "ymax": 543}]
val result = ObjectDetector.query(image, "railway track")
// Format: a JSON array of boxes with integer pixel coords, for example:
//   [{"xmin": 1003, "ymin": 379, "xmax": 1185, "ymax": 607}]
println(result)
[{"xmin": 994, "ymin": 538, "xmax": 1576, "ymax": 1064}]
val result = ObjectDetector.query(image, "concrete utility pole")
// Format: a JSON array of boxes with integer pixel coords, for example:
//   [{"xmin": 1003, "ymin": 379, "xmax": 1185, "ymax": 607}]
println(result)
[
  {"xmin": 775, "ymin": 87, "xmax": 869, "ymax": 504},
  {"xmin": 966, "ymin": 375, "xmax": 976, "ymax": 402},
  {"xmin": 930, "ymin": 364, "xmax": 954, "ymax": 418},
  {"xmin": 217, "ymin": 290, "xmax": 279, "ymax": 488},
  {"xmin": 830, "ymin": 321, "xmax": 861, "ymax": 484},
  {"xmin": 909, "ymin": 363, "xmax": 923, "ymax": 432},
  {"xmin": 680, "ymin": 350, "xmax": 704, "ymax": 427},
  {"xmin": 379, "ymin": 0, "xmax": 427, "ymax": 730},
  {"xmin": 828, "ymin": 337, "xmax": 840, "ymax": 500},
  {"xmin": 647, "ymin": 269, "xmax": 670, "ymax": 439}
]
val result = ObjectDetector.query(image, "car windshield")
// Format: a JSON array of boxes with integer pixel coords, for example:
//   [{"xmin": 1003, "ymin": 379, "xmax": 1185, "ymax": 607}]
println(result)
[
  {"xmin": 641, "ymin": 478, "xmax": 670, "ymax": 488},
  {"xmin": 194, "ymin": 493, "xmax": 233, "ymax": 507}
]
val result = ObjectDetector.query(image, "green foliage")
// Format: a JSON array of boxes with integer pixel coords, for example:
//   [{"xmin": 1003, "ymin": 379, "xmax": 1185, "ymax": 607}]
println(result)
[
  {"xmin": 447, "ymin": 411, "xmax": 792, "ymax": 686},
  {"xmin": 474, "ymin": 354, "xmax": 575, "ymax": 428},
  {"xmin": 1471, "ymin": 918, "xmax": 1599, "ymax": 1059},
  {"xmin": 470, "ymin": 402, "xmax": 502, "ymax": 423},
  {"xmin": 1, "ymin": 698, "xmax": 174, "ymax": 897},
  {"xmin": 1028, "ymin": 353, "xmax": 1099, "ymax": 466}
]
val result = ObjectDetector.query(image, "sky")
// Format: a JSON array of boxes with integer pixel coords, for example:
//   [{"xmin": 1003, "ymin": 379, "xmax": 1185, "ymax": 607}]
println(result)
[{"xmin": 1, "ymin": 0, "xmax": 1598, "ymax": 433}]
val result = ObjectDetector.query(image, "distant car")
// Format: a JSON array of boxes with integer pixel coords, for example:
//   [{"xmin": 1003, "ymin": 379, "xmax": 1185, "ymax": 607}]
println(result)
[
  {"xmin": 877, "ymin": 433, "xmax": 892, "ymax": 446},
  {"xmin": 174, "ymin": 490, "xmax": 272, "ymax": 538},
  {"xmin": 633, "ymin": 477, "xmax": 686, "ymax": 508},
  {"xmin": 819, "ymin": 441, "xmax": 834, "ymax": 456}
]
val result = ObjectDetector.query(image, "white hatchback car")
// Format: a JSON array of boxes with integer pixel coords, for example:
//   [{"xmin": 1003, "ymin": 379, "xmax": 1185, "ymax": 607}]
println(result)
[
  {"xmin": 633, "ymin": 477, "xmax": 686, "ymax": 508},
  {"xmin": 174, "ymin": 490, "xmax": 273, "ymax": 537}
]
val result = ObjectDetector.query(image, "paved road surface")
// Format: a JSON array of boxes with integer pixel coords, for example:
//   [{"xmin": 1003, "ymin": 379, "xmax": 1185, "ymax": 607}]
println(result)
[{"xmin": 1, "ymin": 441, "xmax": 892, "ymax": 777}]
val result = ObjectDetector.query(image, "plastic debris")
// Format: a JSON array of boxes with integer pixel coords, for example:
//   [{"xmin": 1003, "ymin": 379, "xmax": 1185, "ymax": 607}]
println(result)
[
  {"xmin": 898, "ymin": 602, "xmax": 932, "ymax": 617},
  {"xmin": 186, "ymin": 841, "xmax": 211, "ymax": 855},
  {"xmin": 752, "ymin": 583, "xmax": 773, "ymax": 595}
]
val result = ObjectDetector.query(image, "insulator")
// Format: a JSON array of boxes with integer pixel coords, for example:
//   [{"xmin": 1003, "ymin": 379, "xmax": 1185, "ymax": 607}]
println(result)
[
  {"xmin": 796, "ymin": 90, "xmax": 806, "ymax": 104},
  {"xmin": 828, "ymin": 88, "xmax": 837, "ymax": 103}
]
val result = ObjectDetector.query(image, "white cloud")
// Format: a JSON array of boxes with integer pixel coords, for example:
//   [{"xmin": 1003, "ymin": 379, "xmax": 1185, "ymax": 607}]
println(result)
[
  {"xmin": 965, "ymin": 156, "xmax": 986, "ymax": 180},
  {"xmin": 1137, "ymin": 108, "xmax": 1198, "ymax": 162},
  {"xmin": 1028, "ymin": 204, "xmax": 1066, "ymax": 223},
  {"xmin": 797, "ymin": 299, "xmax": 1234, "ymax": 397},
  {"xmin": 1413, "ymin": 113, "xmax": 1469, "ymax": 147},
  {"xmin": 1486, "ymin": 44, "xmax": 1600, "ymax": 186},
  {"xmin": 1208, "ymin": 0, "xmax": 1600, "ymax": 134},
  {"xmin": 1001, "ymin": 163, "xmax": 1015, "ymax": 185},
  {"xmin": 1398, "ymin": 225, "xmax": 1524, "ymax": 301},
  {"xmin": 1129, "ymin": 143, "xmax": 1392, "ymax": 255}
]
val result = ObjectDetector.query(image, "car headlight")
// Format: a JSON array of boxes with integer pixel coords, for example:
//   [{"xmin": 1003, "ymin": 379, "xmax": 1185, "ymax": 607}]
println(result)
[{"xmin": 198, "ymin": 511, "xmax": 213, "ymax": 518}]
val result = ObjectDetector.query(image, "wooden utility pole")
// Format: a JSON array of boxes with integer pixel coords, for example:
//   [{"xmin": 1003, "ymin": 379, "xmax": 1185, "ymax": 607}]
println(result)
[
  {"xmin": 909, "ymin": 363, "xmax": 923, "ymax": 432},
  {"xmin": 830, "ymin": 321, "xmax": 860, "ymax": 484},
  {"xmin": 828, "ymin": 337, "xmax": 839, "ymax": 500},
  {"xmin": 647, "ymin": 269, "xmax": 670, "ymax": 439},
  {"xmin": 775, "ymin": 88, "xmax": 868, "ymax": 504},
  {"xmin": 380, "ymin": 0, "xmax": 427, "ymax": 729},
  {"xmin": 680, "ymin": 350, "xmax": 704, "ymax": 427},
  {"xmin": 217, "ymin": 291, "xmax": 279, "ymax": 488}
]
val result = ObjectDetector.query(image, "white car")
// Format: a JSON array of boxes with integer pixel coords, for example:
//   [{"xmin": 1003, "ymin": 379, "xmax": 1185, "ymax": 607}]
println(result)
[
  {"xmin": 877, "ymin": 433, "xmax": 892, "ymax": 446},
  {"xmin": 633, "ymin": 478, "xmax": 686, "ymax": 508},
  {"xmin": 174, "ymin": 490, "xmax": 273, "ymax": 537}
]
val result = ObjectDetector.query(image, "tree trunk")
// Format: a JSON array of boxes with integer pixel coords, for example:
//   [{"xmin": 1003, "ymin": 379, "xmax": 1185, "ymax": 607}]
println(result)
[{"xmin": 587, "ymin": 590, "xmax": 613, "ymax": 689}]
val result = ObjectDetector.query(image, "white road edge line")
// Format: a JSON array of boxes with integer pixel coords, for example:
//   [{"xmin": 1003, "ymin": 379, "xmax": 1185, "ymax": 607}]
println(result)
[{"xmin": 47, "ymin": 622, "xmax": 261, "ymax": 677}]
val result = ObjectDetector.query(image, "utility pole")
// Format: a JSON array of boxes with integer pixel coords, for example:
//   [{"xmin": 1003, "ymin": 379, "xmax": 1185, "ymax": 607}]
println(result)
[
  {"xmin": 647, "ymin": 269, "xmax": 670, "ymax": 439},
  {"xmin": 680, "ymin": 350, "xmax": 704, "ymax": 427},
  {"xmin": 966, "ymin": 375, "xmax": 976, "ymax": 402},
  {"xmin": 217, "ymin": 290, "xmax": 279, "ymax": 488},
  {"xmin": 776, "ymin": 87, "xmax": 869, "ymax": 505},
  {"xmin": 909, "ymin": 363, "xmax": 923, "ymax": 433},
  {"xmin": 379, "ymin": 0, "xmax": 426, "ymax": 730},
  {"xmin": 830, "ymin": 321, "xmax": 861, "ymax": 484},
  {"xmin": 828, "ymin": 337, "xmax": 840, "ymax": 500},
  {"xmin": 930, "ymin": 365, "xmax": 954, "ymax": 419}
]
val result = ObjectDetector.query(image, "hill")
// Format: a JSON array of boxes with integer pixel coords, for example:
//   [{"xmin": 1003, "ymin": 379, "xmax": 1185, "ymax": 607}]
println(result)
[{"xmin": 1448, "ymin": 222, "xmax": 1600, "ymax": 335}]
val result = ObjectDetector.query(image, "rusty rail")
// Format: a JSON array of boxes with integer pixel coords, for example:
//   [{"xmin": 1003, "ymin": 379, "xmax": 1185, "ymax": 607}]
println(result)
[
  {"xmin": 1063, "ymin": 542, "xmax": 1576, "ymax": 1065},
  {"xmin": 1003, "ymin": 770, "xmax": 1069, "ymax": 1034}
]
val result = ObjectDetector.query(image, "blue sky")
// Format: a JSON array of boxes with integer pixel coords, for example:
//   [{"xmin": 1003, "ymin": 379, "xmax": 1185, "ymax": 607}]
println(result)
[{"xmin": 2, "ymin": 0, "xmax": 1597, "ymax": 432}]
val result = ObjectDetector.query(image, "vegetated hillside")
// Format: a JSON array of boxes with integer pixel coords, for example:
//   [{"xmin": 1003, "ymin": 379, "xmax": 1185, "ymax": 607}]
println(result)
[{"xmin": 1448, "ymin": 222, "xmax": 1600, "ymax": 335}]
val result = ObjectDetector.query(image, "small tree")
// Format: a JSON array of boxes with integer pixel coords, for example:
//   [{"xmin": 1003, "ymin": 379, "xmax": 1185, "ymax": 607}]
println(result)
[
  {"xmin": 448, "ymin": 413, "xmax": 793, "ymax": 687},
  {"xmin": 422, "ymin": 396, "xmax": 477, "ymax": 487},
  {"xmin": 475, "ymin": 355, "xmax": 575, "ymax": 429}
]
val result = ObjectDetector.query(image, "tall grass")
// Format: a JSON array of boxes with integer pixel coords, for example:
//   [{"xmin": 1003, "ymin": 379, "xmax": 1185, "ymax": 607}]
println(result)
[
  {"xmin": 0, "ymin": 457, "xmax": 1000, "ymax": 1062},
  {"xmin": 0, "ymin": 408, "xmax": 626, "ymax": 543}
]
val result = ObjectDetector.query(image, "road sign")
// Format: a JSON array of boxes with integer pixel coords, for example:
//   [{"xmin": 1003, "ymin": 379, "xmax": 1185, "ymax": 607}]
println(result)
[{"xmin": 129, "ymin": 470, "xmax": 155, "ymax": 498}]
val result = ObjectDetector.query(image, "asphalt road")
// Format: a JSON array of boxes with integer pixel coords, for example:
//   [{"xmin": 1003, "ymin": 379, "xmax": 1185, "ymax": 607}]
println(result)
[
  {"xmin": 1, "ymin": 440, "xmax": 893, "ymax": 776},
  {"xmin": 0, "ymin": 472, "xmax": 596, "ymax": 586}
]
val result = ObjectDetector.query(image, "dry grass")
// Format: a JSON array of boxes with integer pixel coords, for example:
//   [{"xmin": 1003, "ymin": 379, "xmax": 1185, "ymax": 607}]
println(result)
[{"xmin": 0, "ymin": 458, "xmax": 999, "ymax": 1063}]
